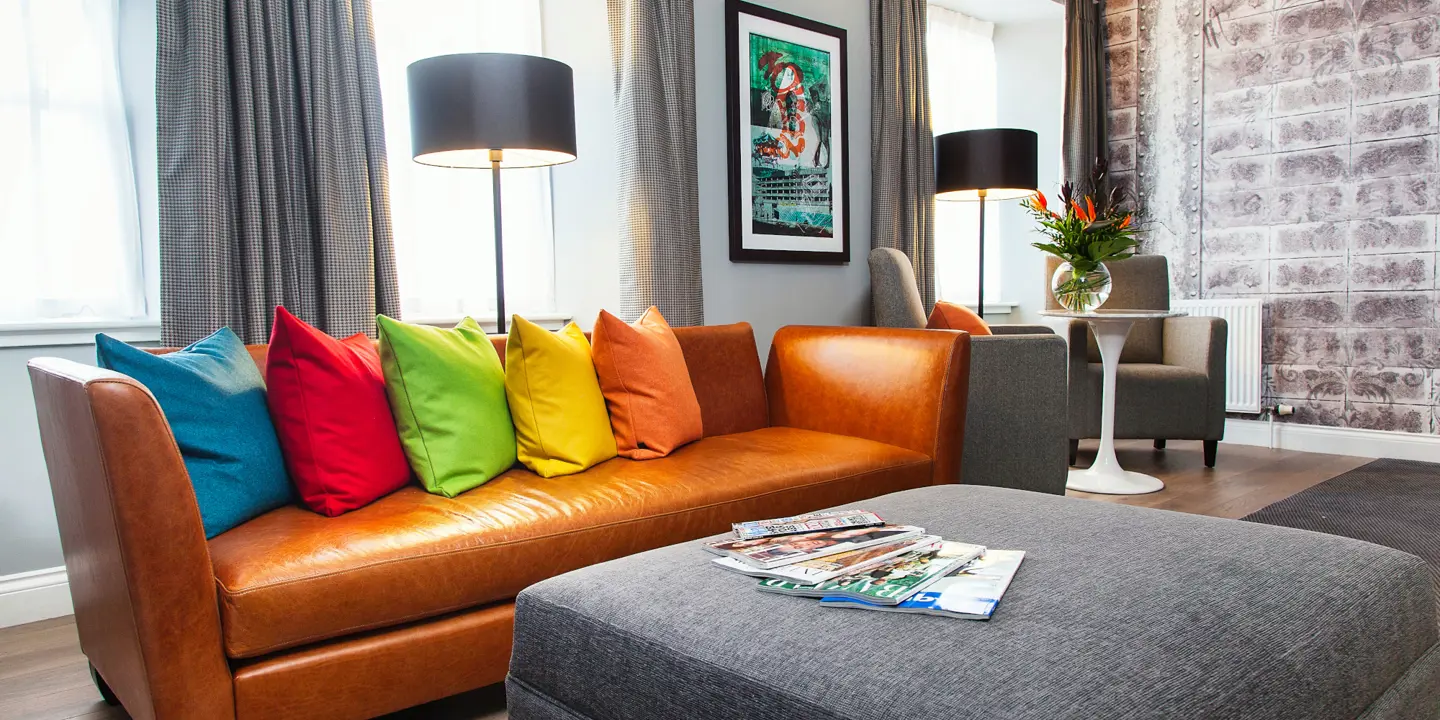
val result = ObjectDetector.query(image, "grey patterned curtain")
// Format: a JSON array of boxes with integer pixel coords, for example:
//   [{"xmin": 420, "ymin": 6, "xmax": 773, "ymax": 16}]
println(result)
[
  {"xmin": 870, "ymin": 0, "xmax": 936, "ymax": 311},
  {"xmin": 607, "ymin": 0, "xmax": 704, "ymax": 326},
  {"xmin": 157, "ymin": 0, "xmax": 399, "ymax": 345},
  {"xmin": 1063, "ymin": 0, "xmax": 1109, "ymax": 189}
]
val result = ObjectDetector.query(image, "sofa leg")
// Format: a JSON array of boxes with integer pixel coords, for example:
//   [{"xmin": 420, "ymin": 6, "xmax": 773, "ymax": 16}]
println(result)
[
  {"xmin": 1204, "ymin": 440, "xmax": 1217, "ymax": 468},
  {"xmin": 1153, "ymin": 439, "xmax": 1166, "ymax": 450},
  {"xmin": 90, "ymin": 663, "xmax": 120, "ymax": 707},
  {"xmin": 1069, "ymin": 439, "xmax": 1079, "ymax": 467}
]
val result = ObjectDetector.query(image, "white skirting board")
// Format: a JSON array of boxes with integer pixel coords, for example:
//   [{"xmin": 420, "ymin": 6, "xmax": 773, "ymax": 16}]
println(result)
[
  {"xmin": 1224, "ymin": 419, "xmax": 1440, "ymax": 462},
  {"xmin": 0, "ymin": 566, "xmax": 73, "ymax": 628}
]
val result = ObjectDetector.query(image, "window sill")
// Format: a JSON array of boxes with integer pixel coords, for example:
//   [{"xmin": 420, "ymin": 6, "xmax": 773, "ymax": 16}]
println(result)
[
  {"xmin": 950, "ymin": 302, "xmax": 1017, "ymax": 317},
  {"xmin": 408, "ymin": 312, "xmax": 574, "ymax": 333},
  {"xmin": 0, "ymin": 320, "xmax": 160, "ymax": 348}
]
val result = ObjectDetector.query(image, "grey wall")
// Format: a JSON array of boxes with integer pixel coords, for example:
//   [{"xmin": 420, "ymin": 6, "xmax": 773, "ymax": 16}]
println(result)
[
  {"xmin": 695, "ymin": 0, "xmax": 873, "ymax": 356},
  {"xmin": 1109, "ymin": 0, "xmax": 1440, "ymax": 434},
  {"xmin": 0, "ymin": 345, "xmax": 95, "ymax": 577},
  {"xmin": 995, "ymin": 17, "xmax": 1065, "ymax": 323}
]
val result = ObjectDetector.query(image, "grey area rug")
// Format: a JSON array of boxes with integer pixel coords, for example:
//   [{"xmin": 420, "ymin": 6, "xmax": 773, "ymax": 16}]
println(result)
[{"xmin": 1243, "ymin": 458, "xmax": 1440, "ymax": 608}]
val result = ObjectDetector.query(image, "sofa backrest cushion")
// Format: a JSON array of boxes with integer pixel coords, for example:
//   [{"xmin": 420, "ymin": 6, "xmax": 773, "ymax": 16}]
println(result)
[
  {"xmin": 98, "ymin": 327, "xmax": 293, "ymax": 538},
  {"xmin": 672, "ymin": 323, "xmax": 769, "ymax": 438}
]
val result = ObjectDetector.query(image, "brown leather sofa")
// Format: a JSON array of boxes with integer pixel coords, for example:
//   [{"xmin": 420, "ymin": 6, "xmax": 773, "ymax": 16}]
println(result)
[{"xmin": 28, "ymin": 324, "xmax": 970, "ymax": 720}]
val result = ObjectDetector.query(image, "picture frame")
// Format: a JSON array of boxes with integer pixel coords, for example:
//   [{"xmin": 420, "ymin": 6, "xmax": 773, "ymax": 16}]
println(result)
[{"xmin": 726, "ymin": 0, "xmax": 850, "ymax": 264}]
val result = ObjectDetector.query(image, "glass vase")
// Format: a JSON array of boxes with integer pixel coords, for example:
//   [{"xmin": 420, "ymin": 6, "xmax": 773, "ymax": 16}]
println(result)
[{"xmin": 1051, "ymin": 261, "xmax": 1112, "ymax": 313}]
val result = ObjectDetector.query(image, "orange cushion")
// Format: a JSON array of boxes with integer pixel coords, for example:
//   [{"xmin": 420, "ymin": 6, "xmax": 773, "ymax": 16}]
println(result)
[
  {"xmin": 591, "ymin": 307, "xmax": 704, "ymax": 459},
  {"xmin": 926, "ymin": 301, "xmax": 992, "ymax": 335}
]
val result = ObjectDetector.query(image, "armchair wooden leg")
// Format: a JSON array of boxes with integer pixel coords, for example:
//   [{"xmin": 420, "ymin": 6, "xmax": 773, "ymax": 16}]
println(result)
[
  {"xmin": 1069, "ymin": 439, "xmax": 1079, "ymax": 467},
  {"xmin": 1204, "ymin": 440, "xmax": 1218, "ymax": 468},
  {"xmin": 1153, "ymin": 439, "xmax": 1166, "ymax": 450}
]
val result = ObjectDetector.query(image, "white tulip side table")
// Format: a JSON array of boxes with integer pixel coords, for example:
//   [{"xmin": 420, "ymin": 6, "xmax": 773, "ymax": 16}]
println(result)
[{"xmin": 1040, "ymin": 309, "xmax": 1187, "ymax": 495}]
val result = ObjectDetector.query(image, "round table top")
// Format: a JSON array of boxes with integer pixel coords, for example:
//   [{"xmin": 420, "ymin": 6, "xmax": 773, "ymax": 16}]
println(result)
[{"xmin": 1039, "ymin": 309, "xmax": 1187, "ymax": 320}]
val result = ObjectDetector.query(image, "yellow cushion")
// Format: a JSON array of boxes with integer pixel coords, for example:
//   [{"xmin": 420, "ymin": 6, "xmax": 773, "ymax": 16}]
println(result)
[{"xmin": 504, "ymin": 316, "xmax": 618, "ymax": 477}]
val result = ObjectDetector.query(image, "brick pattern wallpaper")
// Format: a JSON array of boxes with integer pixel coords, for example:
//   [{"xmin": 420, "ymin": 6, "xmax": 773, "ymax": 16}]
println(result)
[{"xmin": 1108, "ymin": 0, "xmax": 1440, "ymax": 434}]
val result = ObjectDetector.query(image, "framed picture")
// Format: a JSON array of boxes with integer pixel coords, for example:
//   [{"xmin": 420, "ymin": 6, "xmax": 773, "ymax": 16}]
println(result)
[{"xmin": 726, "ymin": 0, "xmax": 849, "ymax": 264}]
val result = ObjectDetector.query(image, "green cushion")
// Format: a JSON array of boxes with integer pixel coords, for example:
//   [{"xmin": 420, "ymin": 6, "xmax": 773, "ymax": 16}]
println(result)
[{"xmin": 377, "ymin": 315, "xmax": 517, "ymax": 497}]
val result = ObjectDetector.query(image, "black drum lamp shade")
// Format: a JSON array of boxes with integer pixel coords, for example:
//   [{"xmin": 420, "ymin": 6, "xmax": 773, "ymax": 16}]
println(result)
[
  {"xmin": 407, "ymin": 53, "xmax": 577, "ymax": 169},
  {"xmin": 932, "ymin": 128, "xmax": 1039, "ymax": 319},
  {"xmin": 934, "ymin": 128, "xmax": 1039, "ymax": 202},
  {"xmin": 405, "ymin": 52, "xmax": 578, "ymax": 335}
]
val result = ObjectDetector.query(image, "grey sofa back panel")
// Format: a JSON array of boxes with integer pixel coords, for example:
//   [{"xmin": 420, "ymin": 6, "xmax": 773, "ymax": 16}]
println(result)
[
  {"xmin": 1045, "ymin": 254, "xmax": 1168, "ymax": 364},
  {"xmin": 869, "ymin": 248, "xmax": 928, "ymax": 329}
]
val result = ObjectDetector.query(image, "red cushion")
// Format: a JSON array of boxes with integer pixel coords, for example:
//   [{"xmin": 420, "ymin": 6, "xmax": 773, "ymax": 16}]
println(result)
[
  {"xmin": 926, "ymin": 301, "xmax": 992, "ymax": 336},
  {"xmin": 265, "ymin": 307, "xmax": 411, "ymax": 516}
]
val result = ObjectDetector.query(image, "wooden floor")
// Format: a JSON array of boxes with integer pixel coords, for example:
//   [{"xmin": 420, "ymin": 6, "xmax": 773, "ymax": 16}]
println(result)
[{"xmin": 0, "ymin": 440, "xmax": 1371, "ymax": 720}]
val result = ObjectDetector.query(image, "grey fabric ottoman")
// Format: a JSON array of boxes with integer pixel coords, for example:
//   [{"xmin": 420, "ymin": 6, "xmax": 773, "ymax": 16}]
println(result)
[{"xmin": 506, "ymin": 486, "xmax": 1440, "ymax": 720}]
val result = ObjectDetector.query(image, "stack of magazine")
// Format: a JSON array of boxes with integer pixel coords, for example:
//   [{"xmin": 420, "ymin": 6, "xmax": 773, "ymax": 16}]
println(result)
[{"xmin": 705, "ymin": 509, "xmax": 1025, "ymax": 620}]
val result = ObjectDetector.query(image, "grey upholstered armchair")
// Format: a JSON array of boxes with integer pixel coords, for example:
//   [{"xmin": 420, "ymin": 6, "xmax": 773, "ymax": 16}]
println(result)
[
  {"xmin": 869, "ymin": 248, "xmax": 1069, "ymax": 495},
  {"xmin": 1045, "ymin": 255, "xmax": 1228, "ymax": 467}
]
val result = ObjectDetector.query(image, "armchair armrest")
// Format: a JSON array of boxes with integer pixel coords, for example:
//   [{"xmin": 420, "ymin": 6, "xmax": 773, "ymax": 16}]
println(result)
[
  {"xmin": 28, "ymin": 358, "xmax": 234, "ymax": 720},
  {"xmin": 964, "ymin": 335, "xmax": 1069, "ymax": 494},
  {"xmin": 765, "ymin": 326, "xmax": 970, "ymax": 486},
  {"xmin": 988, "ymin": 324, "xmax": 1055, "ymax": 336},
  {"xmin": 1163, "ymin": 316, "xmax": 1228, "ymax": 439}
]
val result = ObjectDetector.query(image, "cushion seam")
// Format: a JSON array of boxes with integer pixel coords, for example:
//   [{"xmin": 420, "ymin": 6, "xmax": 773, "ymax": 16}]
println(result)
[{"xmin": 213, "ymin": 456, "xmax": 930, "ymax": 597}]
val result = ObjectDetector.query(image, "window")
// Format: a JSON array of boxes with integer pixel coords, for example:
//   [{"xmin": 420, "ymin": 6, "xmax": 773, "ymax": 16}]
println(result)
[
  {"xmin": 373, "ymin": 0, "xmax": 556, "ymax": 322},
  {"xmin": 927, "ymin": 5, "xmax": 999, "ymax": 306},
  {"xmin": 0, "ymin": 0, "xmax": 147, "ymax": 325}
]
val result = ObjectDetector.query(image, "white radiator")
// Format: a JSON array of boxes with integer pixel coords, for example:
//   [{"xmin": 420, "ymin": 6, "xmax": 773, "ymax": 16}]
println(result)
[{"xmin": 1172, "ymin": 298, "xmax": 1264, "ymax": 414}]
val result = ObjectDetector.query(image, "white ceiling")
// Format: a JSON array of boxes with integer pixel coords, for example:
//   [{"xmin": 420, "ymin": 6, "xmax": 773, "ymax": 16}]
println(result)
[{"xmin": 933, "ymin": 0, "xmax": 1063, "ymax": 24}]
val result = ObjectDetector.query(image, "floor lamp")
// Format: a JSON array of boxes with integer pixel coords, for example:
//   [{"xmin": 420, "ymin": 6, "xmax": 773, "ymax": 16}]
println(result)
[
  {"xmin": 934, "ymin": 129, "xmax": 1038, "ymax": 319},
  {"xmin": 407, "ymin": 53, "xmax": 578, "ymax": 334}
]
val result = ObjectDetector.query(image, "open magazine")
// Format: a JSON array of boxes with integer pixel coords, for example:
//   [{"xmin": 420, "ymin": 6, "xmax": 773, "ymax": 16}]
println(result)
[
  {"xmin": 715, "ymin": 536, "xmax": 940, "ymax": 584},
  {"xmin": 821, "ymin": 550, "xmax": 1025, "ymax": 619},
  {"xmin": 759, "ymin": 541, "xmax": 986, "ymax": 606},
  {"xmin": 703, "ymin": 525, "xmax": 925, "ymax": 569}
]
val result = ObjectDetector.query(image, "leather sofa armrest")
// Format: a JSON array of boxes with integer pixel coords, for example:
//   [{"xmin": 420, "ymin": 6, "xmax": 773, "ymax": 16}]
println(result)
[
  {"xmin": 1163, "ymin": 316, "xmax": 1228, "ymax": 440},
  {"xmin": 765, "ymin": 326, "xmax": 970, "ymax": 486},
  {"xmin": 28, "ymin": 358, "xmax": 234, "ymax": 720}
]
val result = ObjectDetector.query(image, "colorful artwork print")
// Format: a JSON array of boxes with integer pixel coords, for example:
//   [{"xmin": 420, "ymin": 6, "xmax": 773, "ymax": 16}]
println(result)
[
  {"xmin": 747, "ymin": 34, "xmax": 834, "ymax": 238},
  {"xmin": 727, "ymin": 1, "xmax": 848, "ymax": 263}
]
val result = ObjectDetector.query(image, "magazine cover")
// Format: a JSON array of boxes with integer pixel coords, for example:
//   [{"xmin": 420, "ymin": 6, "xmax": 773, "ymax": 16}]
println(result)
[
  {"xmin": 702, "ymin": 524, "xmax": 924, "ymax": 569},
  {"xmin": 732, "ymin": 509, "xmax": 883, "ymax": 540},
  {"xmin": 718, "ymin": 535, "xmax": 940, "ymax": 583},
  {"xmin": 821, "ymin": 550, "xmax": 1026, "ymax": 619}
]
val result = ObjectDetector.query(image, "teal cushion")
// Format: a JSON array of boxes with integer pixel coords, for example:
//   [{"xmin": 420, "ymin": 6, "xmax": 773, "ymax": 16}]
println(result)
[{"xmin": 95, "ymin": 328, "xmax": 293, "ymax": 537}]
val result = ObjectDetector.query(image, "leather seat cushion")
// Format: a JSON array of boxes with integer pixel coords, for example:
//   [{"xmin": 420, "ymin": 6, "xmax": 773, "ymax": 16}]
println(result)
[{"xmin": 209, "ymin": 426, "xmax": 933, "ymax": 659}]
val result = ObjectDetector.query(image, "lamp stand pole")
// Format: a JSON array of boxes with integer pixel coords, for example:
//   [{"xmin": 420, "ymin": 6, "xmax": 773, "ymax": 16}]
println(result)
[
  {"xmin": 976, "ymin": 188, "xmax": 987, "ymax": 319},
  {"xmin": 490, "ymin": 149, "xmax": 507, "ymax": 335}
]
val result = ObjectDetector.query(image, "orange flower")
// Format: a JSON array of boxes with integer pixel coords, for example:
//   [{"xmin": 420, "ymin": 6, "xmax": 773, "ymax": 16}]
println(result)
[
  {"xmin": 1071, "ymin": 199, "xmax": 1086, "ymax": 221},
  {"xmin": 1034, "ymin": 191, "xmax": 1048, "ymax": 212},
  {"xmin": 1119, "ymin": 215, "xmax": 1133, "ymax": 229},
  {"xmin": 1085, "ymin": 197, "xmax": 1095, "ymax": 222}
]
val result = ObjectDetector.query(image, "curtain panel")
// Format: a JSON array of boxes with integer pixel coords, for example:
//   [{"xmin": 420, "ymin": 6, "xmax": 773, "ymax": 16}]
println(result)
[
  {"xmin": 870, "ymin": 0, "xmax": 935, "ymax": 312},
  {"xmin": 157, "ymin": 0, "xmax": 400, "ymax": 345},
  {"xmin": 606, "ymin": 0, "xmax": 704, "ymax": 326},
  {"xmin": 1062, "ymin": 0, "xmax": 1108, "ymax": 190}
]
